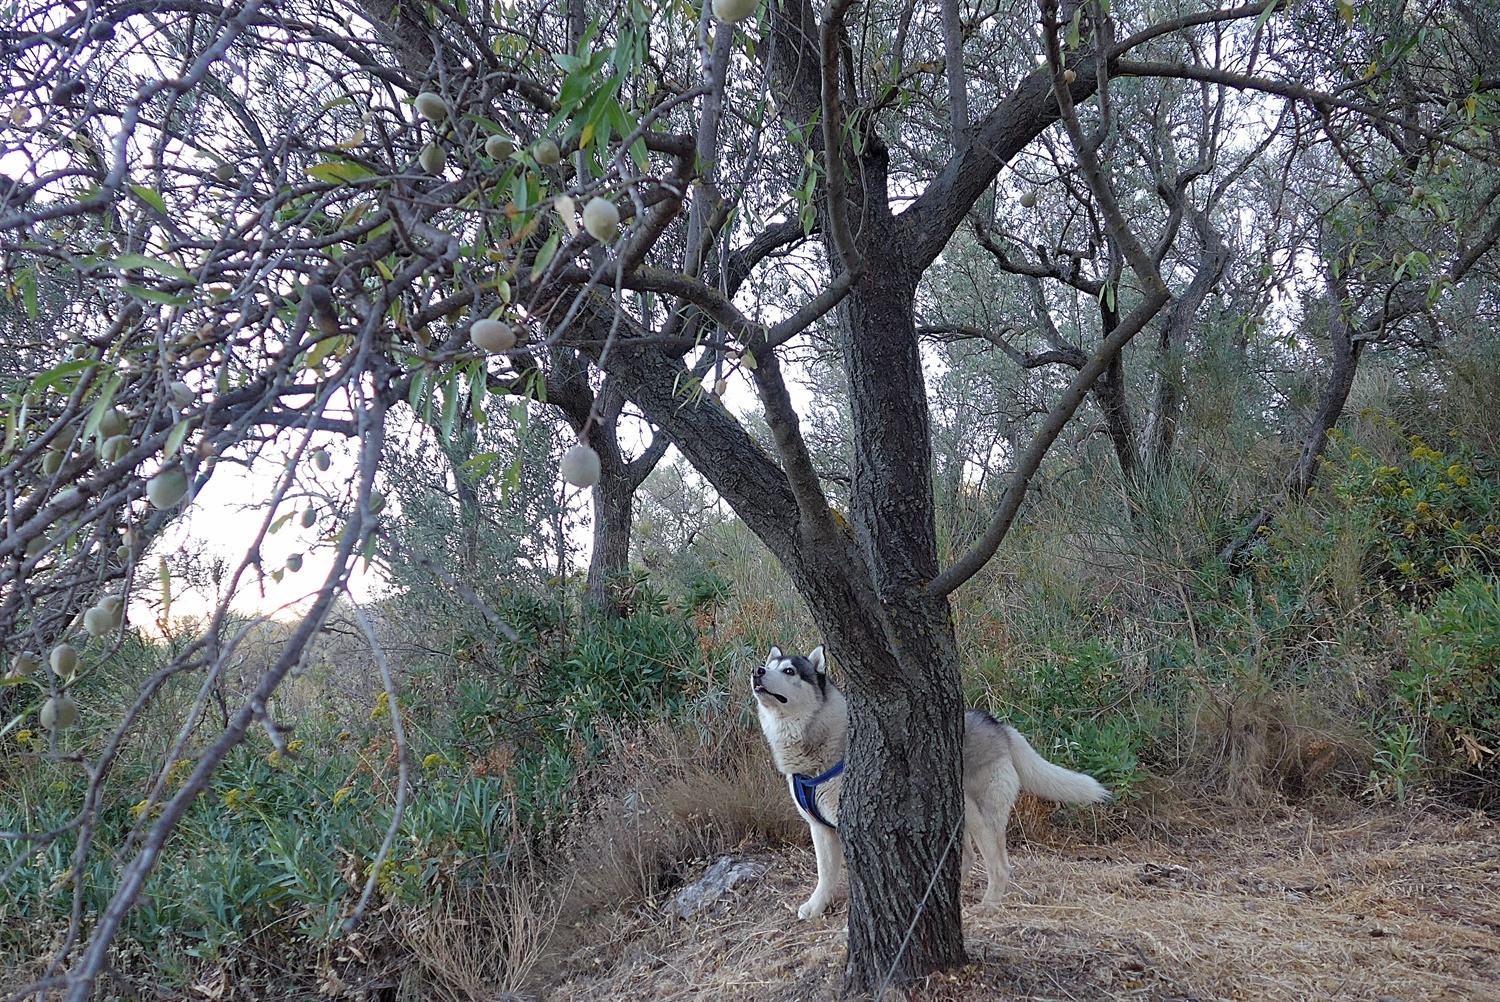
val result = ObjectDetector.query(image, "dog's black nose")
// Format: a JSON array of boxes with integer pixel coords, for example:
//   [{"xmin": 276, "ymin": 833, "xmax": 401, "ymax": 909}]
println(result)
[{"xmin": 752, "ymin": 664, "xmax": 765, "ymax": 679}]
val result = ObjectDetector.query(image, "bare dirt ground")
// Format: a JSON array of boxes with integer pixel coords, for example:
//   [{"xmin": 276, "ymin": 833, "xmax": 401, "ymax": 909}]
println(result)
[{"xmin": 539, "ymin": 801, "xmax": 1500, "ymax": 1002}]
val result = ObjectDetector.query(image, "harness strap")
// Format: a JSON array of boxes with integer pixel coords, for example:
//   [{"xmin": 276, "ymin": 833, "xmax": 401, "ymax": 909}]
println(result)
[{"xmin": 790, "ymin": 759, "xmax": 845, "ymax": 829}]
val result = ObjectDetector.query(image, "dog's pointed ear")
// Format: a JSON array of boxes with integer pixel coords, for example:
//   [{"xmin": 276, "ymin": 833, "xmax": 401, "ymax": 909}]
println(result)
[
  {"xmin": 767, "ymin": 646, "xmax": 782, "ymax": 663},
  {"xmin": 808, "ymin": 645, "xmax": 826, "ymax": 675}
]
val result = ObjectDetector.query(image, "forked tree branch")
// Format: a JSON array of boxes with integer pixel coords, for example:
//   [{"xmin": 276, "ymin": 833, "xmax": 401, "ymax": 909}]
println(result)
[
  {"xmin": 1115, "ymin": 60, "xmax": 1500, "ymax": 162},
  {"xmin": 819, "ymin": 0, "xmax": 864, "ymax": 274},
  {"xmin": 928, "ymin": 285, "xmax": 1170, "ymax": 597},
  {"xmin": 1041, "ymin": 0, "xmax": 1166, "ymax": 299}
]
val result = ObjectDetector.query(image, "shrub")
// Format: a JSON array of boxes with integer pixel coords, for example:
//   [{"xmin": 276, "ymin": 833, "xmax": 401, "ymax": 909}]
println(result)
[
  {"xmin": 1330, "ymin": 438, "xmax": 1500, "ymax": 600},
  {"xmin": 968, "ymin": 637, "xmax": 1153, "ymax": 798},
  {"xmin": 1392, "ymin": 572, "xmax": 1500, "ymax": 794},
  {"xmin": 1, "ymin": 587, "xmax": 721, "ymax": 995}
]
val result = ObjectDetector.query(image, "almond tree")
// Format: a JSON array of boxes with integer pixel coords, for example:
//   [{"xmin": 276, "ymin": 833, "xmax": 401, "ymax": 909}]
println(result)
[{"xmin": 4, "ymin": 0, "xmax": 1498, "ymax": 997}]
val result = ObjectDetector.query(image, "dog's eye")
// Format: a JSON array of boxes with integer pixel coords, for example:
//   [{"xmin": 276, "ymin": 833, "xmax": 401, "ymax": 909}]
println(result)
[{"xmin": 782, "ymin": 666, "xmax": 794, "ymax": 674}]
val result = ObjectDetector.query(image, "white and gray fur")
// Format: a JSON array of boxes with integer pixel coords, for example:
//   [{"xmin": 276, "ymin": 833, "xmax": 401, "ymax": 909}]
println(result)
[{"xmin": 752, "ymin": 645, "xmax": 1110, "ymax": 919}]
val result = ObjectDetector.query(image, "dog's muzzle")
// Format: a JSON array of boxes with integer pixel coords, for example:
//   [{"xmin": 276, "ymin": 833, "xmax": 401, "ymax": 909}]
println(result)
[
  {"xmin": 752, "ymin": 666, "xmax": 788, "ymax": 703},
  {"xmin": 754, "ymin": 683, "xmax": 787, "ymax": 704}
]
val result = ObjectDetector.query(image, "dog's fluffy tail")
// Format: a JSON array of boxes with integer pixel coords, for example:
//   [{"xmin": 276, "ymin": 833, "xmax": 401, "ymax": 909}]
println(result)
[{"xmin": 1005, "ymin": 725, "xmax": 1111, "ymax": 804}]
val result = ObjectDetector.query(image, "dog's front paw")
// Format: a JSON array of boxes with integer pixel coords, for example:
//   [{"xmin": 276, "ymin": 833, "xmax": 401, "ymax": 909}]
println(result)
[
  {"xmin": 979, "ymin": 872, "xmax": 1012, "ymax": 908},
  {"xmin": 797, "ymin": 897, "xmax": 828, "ymax": 920}
]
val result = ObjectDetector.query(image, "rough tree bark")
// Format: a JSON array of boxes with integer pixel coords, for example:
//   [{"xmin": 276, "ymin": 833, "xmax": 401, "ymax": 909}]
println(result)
[
  {"xmin": 1092, "ymin": 249, "xmax": 1140, "ymax": 482},
  {"xmin": 1145, "ymin": 207, "xmax": 1230, "ymax": 476},
  {"xmin": 1286, "ymin": 285, "xmax": 1363, "ymax": 497},
  {"xmin": 835, "ymin": 152, "xmax": 969, "ymax": 984},
  {"xmin": 982, "ymin": 237, "xmax": 1146, "ymax": 483},
  {"xmin": 577, "ymin": 384, "xmax": 669, "ymax": 615}
]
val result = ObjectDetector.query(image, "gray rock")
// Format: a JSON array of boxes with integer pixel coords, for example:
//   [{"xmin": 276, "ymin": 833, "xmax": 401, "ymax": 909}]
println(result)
[{"xmin": 663, "ymin": 857, "xmax": 769, "ymax": 919}]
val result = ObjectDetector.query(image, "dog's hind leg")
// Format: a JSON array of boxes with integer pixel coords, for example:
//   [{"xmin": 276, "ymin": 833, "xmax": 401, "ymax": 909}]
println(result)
[
  {"xmin": 966, "ymin": 805, "xmax": 1011, "ymax": 906},
  {"xmin": 799, "ymin": 820, "xmax": 842, "ymax": 919},
  {"xmin": 973, "ymin": 771, "xmax": 1018, "ymax": 906},
  {"xmin": 961, "ymin": 795, "xmax": 979, "ymax": 879}
]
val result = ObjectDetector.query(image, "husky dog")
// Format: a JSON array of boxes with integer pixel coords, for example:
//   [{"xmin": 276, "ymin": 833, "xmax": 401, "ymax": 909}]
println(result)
[{"xmin": 752, "ymin": 645, "xmax": 1110, "ymax": 919}]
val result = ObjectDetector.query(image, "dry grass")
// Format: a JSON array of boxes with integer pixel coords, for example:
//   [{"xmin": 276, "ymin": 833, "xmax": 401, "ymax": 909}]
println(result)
[
  {"xmin": 1176, "ymin": 683, "xmax": 1375, "ymax": 803},
  {"xmin": 560, "ymin": 701, "xmax": 805, "ymax": 913},
  {"xmin": 536, "ymin": 801, "xmax": 1500, "ymax": 1002},
  {"xmin": 400, "ymin": 875, "xmax": 563, "ymax": 1001}
]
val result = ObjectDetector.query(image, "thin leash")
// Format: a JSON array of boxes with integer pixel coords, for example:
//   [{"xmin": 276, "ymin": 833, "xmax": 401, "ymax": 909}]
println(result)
[{"xmin": 873, "ymin": 813, "xmax": 965, "ymax": 1001}]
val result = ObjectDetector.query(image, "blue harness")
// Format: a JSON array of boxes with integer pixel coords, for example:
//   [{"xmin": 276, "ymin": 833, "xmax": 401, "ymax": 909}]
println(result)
[{"xmin": 790, "ymin": 760, "xmax": 845, "ymax": 829}]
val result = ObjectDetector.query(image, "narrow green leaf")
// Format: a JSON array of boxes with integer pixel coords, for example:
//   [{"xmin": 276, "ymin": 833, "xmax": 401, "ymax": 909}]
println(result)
[
  {"xmin": 469, "ymin": 363, "xmax": 488, "ymax": 421},
  {"xmin": 1253, "ymin": 0, "xmax": 1279, "ymax": 33},
  {"xmin": 440, "ymin": 378, "xmax": 459, "ymax": 438},
  {"xmin": 307, "ymin": 161, "xmax": 378, "ymax": 184},
  {"xmin": 2, "ymin": 403, "xmax": 18, "ymax": 457},
  {"xmin": 130, "ymin": 184, "xmax": 168, "ymax": 215},
  {"xmin": 532, "ymin": 230, "xmax": 561, "ymax": 278},
  {"xmin": 164, "ymin": 416, "xmax": 193, "ymax": 457},
  {"xmin": 113, "ymin": 253, "xmax": 192, "ymax": 282},
  {"xmin": 408, "ymin": 367, "xmax": 432, "ymax": 410},
  {"xmin": 20, "ymin": 267, "xmax": 37, "ymax": 321},
  {"xmin": 306, "ymin": 334, "xmax": 352, "ymax": 370},
  {"xmin": 29, "ymin": 359, "xmax": 95, "ymax": 396},
  {"xmin": 0, "ymin": 710, "xmax": 33, "ymax": 740},
  {"xmin": 459, "ymin": 451, "xmax": 500, "ymax": 477},
  {"xmin": 159, "ymin": 556, "xmax": 172, "ymax": 622},
  {"xmin": 123, "ymin": 285, "xmax": 193, "ymax": 306}
]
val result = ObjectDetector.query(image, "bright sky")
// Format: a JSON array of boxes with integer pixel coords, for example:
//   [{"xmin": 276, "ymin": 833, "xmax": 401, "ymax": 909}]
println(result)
[{"xmin": 149, "ymin": 446, "xmax": 385, "ymax": 623}]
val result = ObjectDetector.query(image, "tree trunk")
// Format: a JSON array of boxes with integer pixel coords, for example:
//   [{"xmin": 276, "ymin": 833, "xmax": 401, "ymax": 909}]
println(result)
[
  {"xmin": 836, "ymin": 166, "xmax": 967, "ymax": 990},
  {"xmin": 579, "ymin": 380, "xmax": 670, "ymax": 617},
  {"xmin": 435, "ymin": 415, "xmax": 482, "ymax": 575},
  {"xmin": 1220, "ymin": 287, "xmax": 1362, "ymax": 566},
  {"xmin": 1026, "ymin": 274, "xmax": 1139, "ymax": 482},
  {"xmin": 1092, "ymin": 249, "xmax": 1140, "ymax": 482},
  {"xmin": 574, "ymin": 2, "xmax": 1130, "ymax": 985},
  {"xmin": 585, "ymin": 434, "xmax": 634, "ymax": 615},
  {"xmin": 537, "ymin": 349, "xmax": 667, "ymax": 618},
  {"xmin": 1146, "ymin": 211, "xmax": 1229, "ymax": 477},
  {"xmin": 1286, "ymin": 292, "xmax": 1362, "ymax": 497},
  {"xmin": 1094, "ymin": 337, "xmax": 1139, "ymax": 482},
  {"xmin": 573, "ymin": 268, "xmax": 967, "ymax": 989},
  {"xmin": 840, "ymin": 598, "xmax": 966, "ymax": 994}
]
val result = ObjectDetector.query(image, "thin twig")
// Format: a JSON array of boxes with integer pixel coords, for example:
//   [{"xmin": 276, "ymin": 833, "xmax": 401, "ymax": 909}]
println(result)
[{"xmin": 343, "ymin": 603, "xmax": 412, "ymax": 933}]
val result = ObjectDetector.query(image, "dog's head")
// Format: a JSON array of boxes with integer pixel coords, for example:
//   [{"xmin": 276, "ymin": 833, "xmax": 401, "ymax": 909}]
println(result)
[{"xmin": 751, "ymin": 645, "xmax": 828, "ymax": 715}]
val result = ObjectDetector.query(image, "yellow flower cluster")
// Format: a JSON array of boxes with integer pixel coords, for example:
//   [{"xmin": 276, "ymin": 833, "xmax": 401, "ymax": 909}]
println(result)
[
  {"xmin": 266, "ymin": 739, "xmax": 306, "ymax": 767},
  {"xmin": 1410, "ymin": 442, "xmax": 1445, "ymax": 463},
  {"xmin": 165, "ymin": 758, "xmax": 194, "ymax": 788},
  {"xmin": 222, "ymin": 787, "xmax": 254, "ymax": 810}
]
